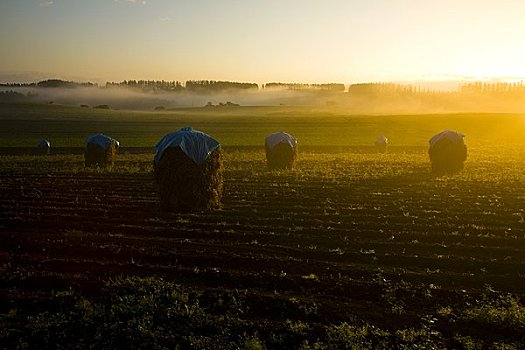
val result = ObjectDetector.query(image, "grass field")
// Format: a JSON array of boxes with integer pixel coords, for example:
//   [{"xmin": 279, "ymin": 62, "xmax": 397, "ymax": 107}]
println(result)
[
  {"xmin": 2, "ymin": 102, "xmax": 525, "ymax": 148},
  {"xmin": 1, "ymin": 102, "xmax": 525, "ymax": 348}
]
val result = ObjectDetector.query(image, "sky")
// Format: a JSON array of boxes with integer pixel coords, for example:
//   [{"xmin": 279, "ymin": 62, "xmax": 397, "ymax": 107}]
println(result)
[{"xmin": 1, "ymin": 0, "xmax": 525, "ymax": 85}]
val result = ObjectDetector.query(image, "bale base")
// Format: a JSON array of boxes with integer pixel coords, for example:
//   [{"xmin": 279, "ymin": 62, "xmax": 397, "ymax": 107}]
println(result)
[
  {"xmin": 154, "ymin": 147, "xmax": 224, "ymax": 212},
  {"xmin": 265, "ymin": 143, "xmax": 297, "ymax": 169},
  {"xmin": 37, "ymin": 147, "xmax": 50, "ymax": 155},
  {"xmin": 374, "ymin": 143, "xmax": 388, "ymax": 153},
  {"xmin": 85, "ymin": 143, "xmax": 116, "ymax": 167},
  {"xmin": 429, "ymin": 139, "xmax": 467, "ymax": 175}
]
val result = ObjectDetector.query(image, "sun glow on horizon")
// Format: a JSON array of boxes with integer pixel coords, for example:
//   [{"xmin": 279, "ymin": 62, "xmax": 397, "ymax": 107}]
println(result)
[{"xmin": 1, "ymin": 1, "xmax": 525, "ymax": 85}]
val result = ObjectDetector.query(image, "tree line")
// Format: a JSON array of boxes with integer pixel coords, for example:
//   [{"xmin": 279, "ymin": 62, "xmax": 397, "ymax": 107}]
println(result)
[
  {"xmin": 459, "ymin": 82, "xmax": 525, "ymax": 96},
  {"xmin": 263, "ymin": 82, "xmax": 345, "ymax": 92},
  {"xmin": 2, "ymin": 79, "xmax": 525, "ymax": 99},
  {"xmin": 1, "ymin": 79, "xmax": 346, "ymax": 93},
  {"xmin": 0, "ymin": 79, "xmax": 96, "ymax": 88},
  {"xmin": 348, "ymin": 83, "xmax": 418, "ymax": 97},
  {"xmin": 106, "ymin": 80, "xmax": 185, "ymax": 91},
  {"xmin": 348, "ymin": 82, "xmax": 525, "ymax": 99},
  {"xmin": 106, "ymin": 80, "xmax": 258, "ymax": 92},
  {"xmin": 185, "ymin": 80, "xmax": 258, "ymax": 92}
]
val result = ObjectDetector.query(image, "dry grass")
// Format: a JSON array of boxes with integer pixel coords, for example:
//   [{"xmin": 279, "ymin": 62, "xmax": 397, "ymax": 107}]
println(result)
[
  {"xmin": 265, "ymin": 143, "xmax": 297, "ymax": 169},
  {"xmin": 154, "ymin": 147, "xmax": 224, "ymax": 212},
  {"xmin": 84, "ymin": 142, "xmax": 117, "ymax": 167},
  {"xmin": 429, "ymin": 139, "xmax": 467, "ymax": 174}
]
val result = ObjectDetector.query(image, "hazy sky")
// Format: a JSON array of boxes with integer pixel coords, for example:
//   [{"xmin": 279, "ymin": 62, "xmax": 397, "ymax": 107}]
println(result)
[{"xmin": 1, "ymin": 0, "xmax": 525, "ymax": 84}]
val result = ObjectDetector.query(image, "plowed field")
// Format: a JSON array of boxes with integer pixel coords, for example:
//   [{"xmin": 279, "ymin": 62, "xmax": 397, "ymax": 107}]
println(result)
[{"xmin": 1, "ymin": 147, "xmax": 525, "ymax": 348}]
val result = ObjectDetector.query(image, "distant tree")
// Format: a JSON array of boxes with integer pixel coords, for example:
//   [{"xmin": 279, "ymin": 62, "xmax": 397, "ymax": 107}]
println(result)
[
  {"xmin": 459, "ymin": 82, "xmax": 525, "ymax": 98},
  {"xmin": 347, "ymin": 83, "xmax": 415, "ymax": 97},
  {"xmin": 0, "ymin": 82, "xmax": 37, "ymax": 87},
  {"xmin": 185, "ymin": 80, "xmax": 258, "ymax": 93},
  {"xmin": 105, "ymin": 80, "xmax": 184, "ymax": 92},
  {"xmin": 37, "ymin": 79, "xmax": 95, "ymax": 88},
  {"xmin": 263, "ymin": 82, "xmax": 344, "ymax": 92}
]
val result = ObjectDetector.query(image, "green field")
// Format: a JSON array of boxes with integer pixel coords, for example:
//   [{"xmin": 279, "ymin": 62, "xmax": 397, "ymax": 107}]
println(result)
[{"xmin": 2, "ymin": 102, "xmax": 525, "ymax": 149}]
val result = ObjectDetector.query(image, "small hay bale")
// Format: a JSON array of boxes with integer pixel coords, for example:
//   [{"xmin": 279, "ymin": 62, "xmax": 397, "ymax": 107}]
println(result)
[
  {"xmin": 374, "ymin": 135, "xmax": 388, "ymax": 153},
  {"xmin": 85, "ymin": 142, "xmax": 117, "ymax": 167},
  {"xmin": 428, "ymin": 130, "xmax": 467, "ymax": 174},
  {"xmin": 265, "ymin": 142, "xmax": 297, "ymax": 169},
  {"xmin": 37, "ymin": 139, "xmax": 50, "ymax": 155},
  {"xmin": 154, "ymin": 147, "xmax": 224, "ymax": 212},
  {"xmin": 265, "ymin": 132, "xmax": 298, "ymax": 169},
  {"xmin": 84, "ymin": 134, "xmax": 119, "ymax": 167}
]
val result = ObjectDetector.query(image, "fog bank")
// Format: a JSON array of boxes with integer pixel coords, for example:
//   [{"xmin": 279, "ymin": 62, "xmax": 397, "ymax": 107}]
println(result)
[{"xmin": 2, "ymin": 84, "xmax": 525, "ymax": 114}]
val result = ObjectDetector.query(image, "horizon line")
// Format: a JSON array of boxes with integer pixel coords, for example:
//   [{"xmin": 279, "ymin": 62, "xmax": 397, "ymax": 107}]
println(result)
[{"xmin": 1, "ymin": 70, "xmax": 525, "ymax": 87}]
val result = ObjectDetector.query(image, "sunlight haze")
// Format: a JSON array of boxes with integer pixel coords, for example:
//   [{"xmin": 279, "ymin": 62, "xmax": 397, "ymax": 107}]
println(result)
[{"xmin": 1, "ymin": 0, "xmax": 524, "ymax": 84}]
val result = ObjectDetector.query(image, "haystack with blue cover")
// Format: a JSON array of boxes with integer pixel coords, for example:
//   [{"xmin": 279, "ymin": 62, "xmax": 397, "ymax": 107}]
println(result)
[
  {"xmin": 84, "ymin": 133, "xmax": 119, "ymax": 167},
  {"xmin": 374, "ymin": 135, "xmax": 388, "ymax": 153},
  {"xmin": 265, "ymin": 131, "xmax": 297, "ymax": 169},
  {"xmin": 428, "ymin": 130, "xmax": 467, "ymax": 174},
  {"xmin": 154, "ymin": 127, "xmax": 224, "ymax": 212},
  {"xmin": 37, "ymin": 139, "xmax": 50, "ymax": 155}
]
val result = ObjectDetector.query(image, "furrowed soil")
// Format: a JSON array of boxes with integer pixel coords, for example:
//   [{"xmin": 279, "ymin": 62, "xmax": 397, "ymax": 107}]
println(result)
[{"xmin": 1, "ymin": 147, "xmax": 525, "ymax": 348}]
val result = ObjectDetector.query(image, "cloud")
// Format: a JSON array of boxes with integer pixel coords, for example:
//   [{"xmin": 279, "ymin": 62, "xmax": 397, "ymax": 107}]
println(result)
[
  {"xmin": 37, "ymin": 0, "xmax": 54, "ymax": 7},
  {"xmin": 158, "ymin": 16, "xmax": 171, "ymax": 22}
]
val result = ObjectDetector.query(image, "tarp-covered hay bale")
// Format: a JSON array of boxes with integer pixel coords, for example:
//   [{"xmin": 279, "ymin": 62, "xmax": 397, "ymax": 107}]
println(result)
[
  {"xmin": 37, "ymin": 139, "xmax": 50, "ymax": 155},
  {"xmin": 84, "ymin": 133, "xmax": 119, "ymax": 167},
  {"xmin": 265, "ymin": 132, "xmax": 297, "ymax": 169},
  {"xmin": 374, "ymin": 135, "xmax": 388, "ymax": 153},
  {"xmin": 154, "ymin": 127, "xmax": 224, "ymax": 212},
  {"xmin": 428, "ymin": 130, "xmax": 467, "ymax": 174}
]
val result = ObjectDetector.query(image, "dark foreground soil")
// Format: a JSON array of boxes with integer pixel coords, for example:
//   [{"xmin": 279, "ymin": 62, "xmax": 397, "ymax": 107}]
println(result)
[{"xmin": 1, "ymin": 151, "xmax": 525, "ymax": 348}]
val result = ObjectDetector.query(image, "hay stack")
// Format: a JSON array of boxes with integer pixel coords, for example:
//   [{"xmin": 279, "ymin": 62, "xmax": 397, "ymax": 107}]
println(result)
[
  {"xmin": 265, "ymin": 132, "xmax": 297, "ymax": 169},
  {"xmin": 84, "ymin": 134, "xmax": 119, "ymax": 167},
  {"xmin": 428, "ymin": 130, "xmax": 467, "ymax": 174},
  {"xmin": 37, "ymin": 139, "xmax": 50, "ymax": 155},
  {"xmin": 85, "ymin": 142, "xmax": 117, "ymax": 167},
  {"xmin": 154, "ymin": 147, "xmax": 223, "ymax": 211},
  {"xmin": 154, "ymin": 127, "xmax": 223, "ymax": 212},
  {"xmin": 374, "ymin": 135, "xmax": 388, "ymax": 153}
]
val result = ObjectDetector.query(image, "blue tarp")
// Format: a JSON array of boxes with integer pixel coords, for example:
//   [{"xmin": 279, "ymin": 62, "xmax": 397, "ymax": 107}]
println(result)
[
  {"xmin": 85, "ymin": 134, "xmax": 119, "ymax": 150},
  {"xmin": 37, "ymin": 139, "xmax": 50, "ymax": 148},
  {"xmin": 154, "ymin": 127, "xmax": 220, "ymax": 165},
  {"xmin": 265, "ymin": 132, "xmax": 297, "ymax": 150},
  {"xmin": 429, "ymin": 130, "xmax": 465, "ymax": 147}
]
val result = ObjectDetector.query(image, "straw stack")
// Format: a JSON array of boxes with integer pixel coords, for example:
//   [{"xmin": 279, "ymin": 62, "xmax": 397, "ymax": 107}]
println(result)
[
  {"xmin": 154, "ymin": 147, "xmax": 224, "ymax": 211},
  {"xmin": 265, "ymin": 132, "xmax": 298, "ymax": 169},
  {"xmin": 429, "ymin": 130, "xmax": 467, "ymax": 174}
]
